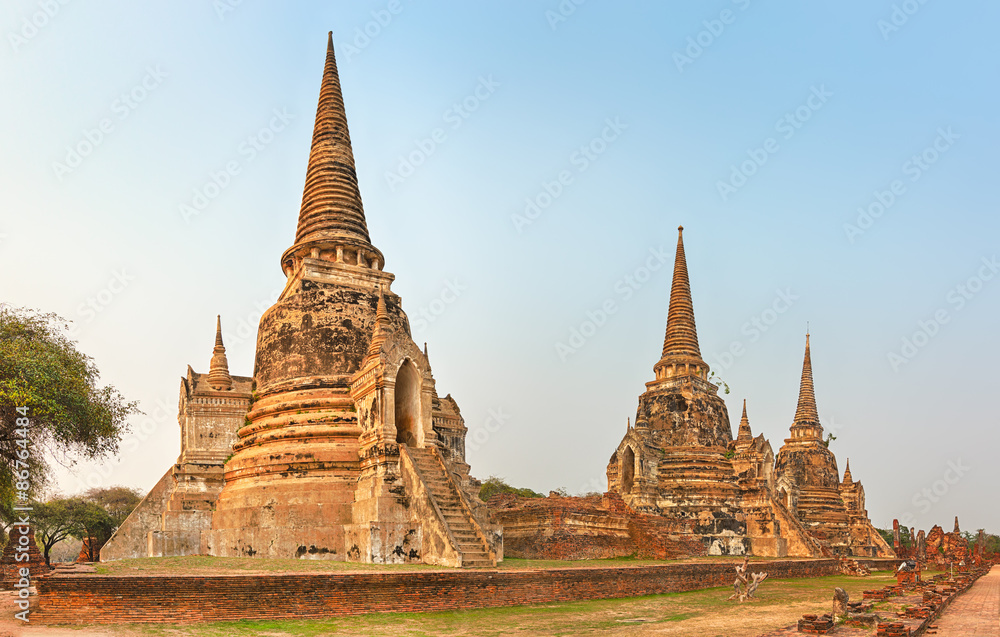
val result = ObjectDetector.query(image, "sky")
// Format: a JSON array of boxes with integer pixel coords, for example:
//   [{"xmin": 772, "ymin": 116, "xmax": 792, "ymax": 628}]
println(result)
[{"xmin": 1, "ymin": 1, "xmax": 998, "ymax": 535}]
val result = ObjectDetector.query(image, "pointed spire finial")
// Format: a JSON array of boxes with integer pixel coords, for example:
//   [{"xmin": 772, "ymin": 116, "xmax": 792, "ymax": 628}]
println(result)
[
  {"xmin": 791, "ymin": 332, "xmax": 821, "ymax": 436},
  {"xmin": 207, "ymin": 315, "xmax": 233, "ymax": 391},
  {"xmin": 736, "ymin": 398, "xmax": 753, "ymax": 442},
  {"xmin": 843, "ymin": 458, "xmax": 853, "ymax": 483},
  {"xmin": 627, "ymin": 417, "xmax": 631, "ymax": 431},
  {"xmin": 214, "ymin": 315, "xmax": 224, "ymax": 347},
  {"xmin": 292, "ymin": 33, "xmax": 372, "ymax": 250},
  {"xmin": 654, "ymin": 225, "xmax": 708, "ymax": 379}
]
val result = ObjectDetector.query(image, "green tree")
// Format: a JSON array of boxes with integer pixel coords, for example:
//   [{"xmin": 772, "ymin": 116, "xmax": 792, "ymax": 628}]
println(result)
[
  {"xmin": 73, "ymin": 499, "xmax": 116, "ymax": 561},
  {"xmin": 82, "ymin": 486, "xmax": 143, "ymax": 528},
  {"xmin": 479, "ymin": 476, "xmax": 544, "ymax": 501},
  {"xmin": 0, "ymin": 306, "xmax": 138, "ymax": 505},
  {"xmin": 28, "ymin": 497, "xmax": 79, "ymax": 566}
]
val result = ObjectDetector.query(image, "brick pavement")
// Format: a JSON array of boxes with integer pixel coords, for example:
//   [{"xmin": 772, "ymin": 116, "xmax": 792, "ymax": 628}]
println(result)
[{"xmin": 934, "ymin": 565, "xmax": 999, "ymax": 636}]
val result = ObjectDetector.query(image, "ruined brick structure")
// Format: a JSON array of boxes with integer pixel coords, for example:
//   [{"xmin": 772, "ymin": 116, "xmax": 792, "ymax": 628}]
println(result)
[
  {"xmin": 104, "ymin": 34, "xmax": 499, "ymax": 567},
  {"xmin": 888, "ymin": 516, "xmax": 1000, "ymax": 570},
  {"xmin": 76, "ymin": 536, "xmax": 99, "ymax": 562},
  {"xmin": 924, "ymin": 518, "xmax": 971, "ymax": 569},
  {"xmin": 498, "ymin": 228, "xmax": 891, "ymax": 559},
  {"xmin": 0, "ymin": 524, "xmax": 49, "ymax": 589}
]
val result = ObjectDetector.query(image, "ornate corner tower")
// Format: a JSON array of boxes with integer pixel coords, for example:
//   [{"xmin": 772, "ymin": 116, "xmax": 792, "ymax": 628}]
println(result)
[
  {"xmin": 839, "ymin": 459, "xmax": 895, "ymax": 558},
  {"xmin": 102, "ymin": 318, "xmax": 252, "ymax": 560},
  {"xmin": 728, "ymin": 400, "xmax": 775, "ymax": 491}
]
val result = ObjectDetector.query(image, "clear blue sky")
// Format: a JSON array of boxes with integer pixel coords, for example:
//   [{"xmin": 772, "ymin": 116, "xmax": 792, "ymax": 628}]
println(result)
[{"xmin": 2, "ymin": 1, "xmax": 997, "ymax": 534}]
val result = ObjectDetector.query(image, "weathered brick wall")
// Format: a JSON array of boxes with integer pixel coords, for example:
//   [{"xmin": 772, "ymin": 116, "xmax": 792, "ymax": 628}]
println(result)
[
  {"xmin": 491, "ymin": 493, "xmax": 709, "ymax": 560},
  {"xmin": 34, "ymin": 558, "xmax": 901, "ymax": 624}
]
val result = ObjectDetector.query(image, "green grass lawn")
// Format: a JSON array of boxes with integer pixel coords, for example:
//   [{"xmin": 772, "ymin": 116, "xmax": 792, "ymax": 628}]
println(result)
[{"xmin": 92, "ymin": 554, "xmax": 853, "ymax": 576}]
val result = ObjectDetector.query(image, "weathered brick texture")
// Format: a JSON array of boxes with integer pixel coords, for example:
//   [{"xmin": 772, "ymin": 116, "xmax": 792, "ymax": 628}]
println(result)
[{"xmin": 34, "ymin": 558, "xmax": 900, "ymax": 624}]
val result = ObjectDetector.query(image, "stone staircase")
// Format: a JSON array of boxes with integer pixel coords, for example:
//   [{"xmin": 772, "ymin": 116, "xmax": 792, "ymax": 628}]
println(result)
[{"xmin": 406, "ymin": 446, "xmax": 495, "ymax": 567}]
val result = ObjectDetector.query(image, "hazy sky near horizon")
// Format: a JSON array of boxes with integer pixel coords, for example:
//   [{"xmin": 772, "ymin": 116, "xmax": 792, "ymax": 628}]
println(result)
[{"xmin": 1, "ymin": 1, "xmax": 998, "ymax": 534}]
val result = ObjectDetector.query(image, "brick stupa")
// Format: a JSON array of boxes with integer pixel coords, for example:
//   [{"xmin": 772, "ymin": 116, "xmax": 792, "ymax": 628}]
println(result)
[
  {"xmin": 104, "ymin": 33, "xmax": 499, "ymax": 567},
  {"xmin": 773, "ymin": 335, "xmax": 891, "ymax": 556},
  {"xmin": 605, "ymin": 227, "xmax": 747, "ymax": 553}
]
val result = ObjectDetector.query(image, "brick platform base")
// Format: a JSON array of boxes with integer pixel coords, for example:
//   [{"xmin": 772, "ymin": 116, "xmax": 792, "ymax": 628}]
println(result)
[{"xmin": 33, "ymin": 558, "xmax": 900, "ymax": 624}]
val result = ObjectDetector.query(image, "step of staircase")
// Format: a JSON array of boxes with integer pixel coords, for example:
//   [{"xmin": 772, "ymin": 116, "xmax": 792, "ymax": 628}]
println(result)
[{"xmin": 406, "ymin": 445, "xmax": 494, "ymax": 568}]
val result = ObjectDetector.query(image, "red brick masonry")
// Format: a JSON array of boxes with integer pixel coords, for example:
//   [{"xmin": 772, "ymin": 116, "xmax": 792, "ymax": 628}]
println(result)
[{"xmin": 33, "ymin": 558, "xmax": 900, "ymax": 624}]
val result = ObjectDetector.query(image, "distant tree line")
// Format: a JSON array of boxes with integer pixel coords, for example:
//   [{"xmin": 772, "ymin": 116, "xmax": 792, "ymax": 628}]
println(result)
[{"xmin": 1, "ymin": 486, "xmax": 143, "ymax": 565}]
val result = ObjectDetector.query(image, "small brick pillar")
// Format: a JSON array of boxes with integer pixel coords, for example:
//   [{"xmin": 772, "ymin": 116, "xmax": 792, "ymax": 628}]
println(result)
[
  {"xmin": 76, "ymin": 536, "xmax": 102, "ymax": 563},
  {"xmin": 0, "ymin": 524, "xmax": 50, "ymax": 589}
]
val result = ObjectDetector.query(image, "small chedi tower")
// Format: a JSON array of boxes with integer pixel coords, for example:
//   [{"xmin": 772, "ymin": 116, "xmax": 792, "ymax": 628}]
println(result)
[
  {"xmin": 729, "ymin": 400, "xmax": 774, "ymax": 491},
  {"xmin": 726, "ymin": 399, "xmax": 827, "ymax": 557},
  {"xmin": 606, "ymin": 227, "xmax": 748, "ymax": 554},
  {"xmin": 838, "ymin": 459, "xmax": 891, "ymax": 556},
  {"xmin": 102, "ymin": 318, "xmax": 253, "ymax": 560},
  {"xmin": 105, "ymin": 33, "xmax": 499, "ymax": 567}
]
